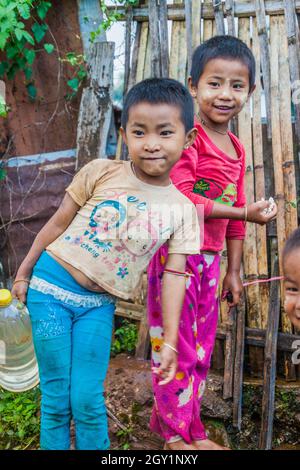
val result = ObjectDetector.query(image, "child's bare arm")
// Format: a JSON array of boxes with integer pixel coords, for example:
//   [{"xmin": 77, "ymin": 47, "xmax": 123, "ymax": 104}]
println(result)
[
  {"xmin": 209, "ymin": 199, "xmax": 277, "ymax": 224},
  {"xmin": 12, "ymin": 194, "xmax": 80, "ymax": 301},
  {"xmin": 152, "ymin": 253, "xmax": 187, "ymax": 385}
]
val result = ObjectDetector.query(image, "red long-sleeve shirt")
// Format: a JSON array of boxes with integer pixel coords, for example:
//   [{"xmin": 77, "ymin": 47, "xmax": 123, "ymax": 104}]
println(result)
[{"xmin": 170, "ymin": 122, "xmax": 246, "ymax": 252}]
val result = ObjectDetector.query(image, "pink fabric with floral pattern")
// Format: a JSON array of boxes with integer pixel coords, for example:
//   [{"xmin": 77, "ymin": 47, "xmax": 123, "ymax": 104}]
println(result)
[{"xmin": 147, "ymin": 244, "xmax": 220, "ymax": 443}]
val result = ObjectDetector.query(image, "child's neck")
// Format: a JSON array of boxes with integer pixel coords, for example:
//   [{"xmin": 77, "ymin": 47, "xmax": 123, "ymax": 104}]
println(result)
[
  {"xmin": 197, "ymin": 112, "xmax": 229, "ymax": 135},
  {"xmin": 131, "ymin": 162, "xmax": 171, "ymax": 187}
]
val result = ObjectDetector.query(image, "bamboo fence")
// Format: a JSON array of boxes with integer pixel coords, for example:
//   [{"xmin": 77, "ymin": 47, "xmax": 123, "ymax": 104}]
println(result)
[{"xmin": 111, "ymin": 0, "xmax": 300, "ymax": 381}]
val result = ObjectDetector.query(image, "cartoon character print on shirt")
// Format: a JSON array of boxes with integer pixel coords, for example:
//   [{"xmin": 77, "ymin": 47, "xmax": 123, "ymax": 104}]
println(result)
[
  {"xmin": 63, "ymin": 200, "xmax": 126, "ymax": 254},
  {"xmin": 150, "ymin": 326, "xmax": 164, "ymax": 365},
  {"xmin": 193, "ymin": 178, "xmax": 237, "ymax": 206},
  {"xmin": 176, "ymin": 375, "xmax": 194, "ymax": 407}
]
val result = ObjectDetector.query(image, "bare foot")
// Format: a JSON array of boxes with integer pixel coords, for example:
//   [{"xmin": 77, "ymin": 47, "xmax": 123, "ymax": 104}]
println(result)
[
  {"xmin": 163, "ymin": 440, "xmax": 198, "ymax": 451},
  {"xmin": 193, "ymin": 439, "xmax": 230, "ymax": 451}
]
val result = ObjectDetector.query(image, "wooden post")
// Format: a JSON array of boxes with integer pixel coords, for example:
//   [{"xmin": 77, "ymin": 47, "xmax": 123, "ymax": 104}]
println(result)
[
  {"xmin": 255, "ymin": 0, "xmax": 272, "ymax": 140},
  {"xmin": 259, "ymin": 258, "xmax": 280, "ymax": 450},
  {"xmin": 76, "ymin": 42, "xmax": 115, "ymax": 169},
  {"xmin": 232, "ymin": 301, "xmax": 245, "ymax": 430},
  {"xmin": 148, "ymin": 0, "xmax": 161, "ymax": 77},
  {"xmin": 185, "ymin": 0, "xmax": 193, "ymax": 75},
  {"xmin": 213, "ymin": 0, "xmax": 225, "ymax": 35},
  {"xmin": 223, "ymin": 307, "xmax": 237, "ymax": 399},
  {"xmin": 284, "ymin": 0, "xmax": 300, "ymax": 153},
  {"xmin": 159, "ymin": 0, "xmax": 169, "ymax": 77},
  {"xmin": 225, "ymin": 0, "xmax": 236, "ymax": 36}
]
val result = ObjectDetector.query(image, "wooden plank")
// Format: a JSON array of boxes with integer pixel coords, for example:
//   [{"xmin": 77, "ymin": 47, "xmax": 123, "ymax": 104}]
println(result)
[
  {"xmin": 232, "ymin": 302, "xmax": 246, "ymax": 430},
  {"xmin": 136, "ymin": 21, "xmax": 149, "ymax": 82},
  {"xmin": 216, "ymin": 326, "xmax": 300, "ymax": 352},
  {"xmin": 278, "ymin": 15, "xmax": 298, "ymax": 336},
  {"xmin": 203, "ymin": 19, "xmax": 213, "ymax": 41},
  {"xmin": 252, "ymin": 19, "xmax": 269, "ymax": 329},
  {"xmin": 255, "ymin": 0, "xmax": 272, "ymax": 140},
  {"xmin": 159, "ymin": 0, "xmax": 169, "ymax": 77},
  {"xmin": 106, "ymin": 1, "xmax": 300, "ymax": 21},
  {"xmin": 225, "ymin": 0, "xmax": 236, "ymax": 36},
  {"xmin": 238, "ymin": 17, "xmax": 261, "ymax": 329},
  {"xmin": 269, "ymin": 16, "xmax": 288, "ymax": 329},
  {"xmin": 178, "ymin": 19, "xmax": 187, "ymax": 84},
  {"xmin": 223, "ymin": 307, "xmax": 237, "ymax": 399},
  {"xmin": 128, "ymin": 22, "xmax": 142, "ymax": 91},
  {"xmin": 76, "ymin": 42, "xmax": 114, "ymax": 169},
  {"xmin": 213, "ymin": 0, "xmax": 225, "ymax": 35},
  {"xmin": 169, "ymin": 16, "xmax": 180, "ymax": 80},
  {"xmin": 185, "ymin": 0, "xmax": 193, "ymax": 75},
  {"xmin": 259, "ymin": 258, "xmax": 280, "ymax": 450},
  {"xmin": 148, "ymin": 0, "xmax": 161, "ymax": 77},
  {"xmin": 284, "ymin": 0, "xmax": 300, "ymax": 146},
  {"xmin": 123, "ymin": 5, "xmax": 133, "ymax": 96},
  {"xmin": 192, "ymin": 0, "xmax": 202, "ymax": 49}
]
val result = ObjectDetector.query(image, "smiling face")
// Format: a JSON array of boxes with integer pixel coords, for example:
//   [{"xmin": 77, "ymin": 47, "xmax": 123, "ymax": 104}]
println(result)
[
  {"xmin": 283, "ymin": 250, "xmax": 300, "ymax": 330},
  {"xmin": 189, "ymin": 57, "xmax": 254, "ymax": 131},
  {"xmin": 120, "ymin": 102, "xmax": 196, "ymax": 186}
]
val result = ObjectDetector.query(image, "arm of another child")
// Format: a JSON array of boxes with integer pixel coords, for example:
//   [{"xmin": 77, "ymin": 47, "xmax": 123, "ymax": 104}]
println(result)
[
  {"xmin": 152, "ymin": 253, "xmax": 187, "ymax": 385},
  {"xmin": 12, "ymin": 193, "xmax": 80, "ymax": 303}
]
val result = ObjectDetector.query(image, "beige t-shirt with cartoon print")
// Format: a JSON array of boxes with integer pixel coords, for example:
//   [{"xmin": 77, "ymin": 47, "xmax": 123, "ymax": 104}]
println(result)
[{"xmin": 47, "ymin": 159, "xmax": 201, "ymax": 300}]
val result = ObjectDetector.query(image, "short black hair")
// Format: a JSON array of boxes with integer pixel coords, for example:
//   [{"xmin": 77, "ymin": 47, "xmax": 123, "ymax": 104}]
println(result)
[
  {"xmin": 121, "ymin": 78, "xmax": 194, "ymax": 132},
  {"xmin": 283, "ymin": 227, "xmax": 300, "ymax": 262},
  {"xmin": 190, "ymin": 35, "xmax": 256, "ymax": 90}
]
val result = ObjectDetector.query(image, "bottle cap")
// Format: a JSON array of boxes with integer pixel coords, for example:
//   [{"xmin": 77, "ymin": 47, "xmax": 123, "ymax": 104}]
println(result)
[{"xmin": 0, "ymin": 289, "xmax": 12, "ymax": 307}]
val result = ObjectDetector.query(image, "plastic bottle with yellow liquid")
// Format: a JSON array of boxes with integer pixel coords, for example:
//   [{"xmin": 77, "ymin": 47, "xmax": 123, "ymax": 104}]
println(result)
[{"xmin": 0, "ymin": 289, "xmax": 39, "ymax": 392}]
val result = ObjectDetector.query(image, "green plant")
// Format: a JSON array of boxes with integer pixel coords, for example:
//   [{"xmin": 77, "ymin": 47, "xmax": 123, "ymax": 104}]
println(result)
[
  {"xmin": 60, "ymin": 52, "xmax": 87, "ymax": 100},
  {"xmin": 90, "ymin": 0, "xmax": 139, "ymax": 43},
  {"xmin": 0, "ymin": 92, "xmax": 8, "ymax": 117},
  {"xmin": 0, "ymin": 386, "xmax": 41, "ymax": 450},
  {"xmin": 111, "ymin": 320, "xmax": 138, "ymax": 356},
  {"xmin": 116, "ymin": 426, "xmax": 133, "ymax": 450},
  {"xmin": 0, "ymin": 1, "xmax": 53, "ymax": 99}
]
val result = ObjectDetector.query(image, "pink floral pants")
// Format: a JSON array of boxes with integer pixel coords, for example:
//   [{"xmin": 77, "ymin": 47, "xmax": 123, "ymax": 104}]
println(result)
[{"xmin": 147, "ymin": 244, "xmax": 221, "ymax": 443}]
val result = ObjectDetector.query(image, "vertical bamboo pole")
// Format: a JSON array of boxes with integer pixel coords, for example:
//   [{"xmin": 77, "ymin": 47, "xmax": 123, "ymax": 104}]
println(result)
[
  {"xmin": 213, "ymin": 0, "xmax": 225, "ymax": 35},
  {"xmin": 148, "ymin": 0, "xmax": 161, "ymax": 77},
  {"xmin": 255, "ymin": 0, "xmax": 272, "ymax": 141},
  {"xmin": 136, "ymin": 22, "xmax": 149, "ymax": 82},
  {"xmin": 284, "ymin": 0, "xmax": 300, "ymax": 147},
  {"xmin": 169, "ymin": 1, "xmax": 181, "ymax": 80},
  {"xmin": 185, "ymin": 0, "xmax": 193, "ymax": 76},
  {"xmin": 238, "ymin": 18, "xmax": 261, "ymax": 331},
  {"xmin": 252, "ymin": 19, "xmax": 269, "ymax": 329},
  {"xmin": 278, "ymin": 15, "xmax": 298, "ymax": 331},
  {"xmin": 225, "ymin": 0, "xmax": 236, "ymax": 36},
  {"xmin": 192, "ymin": 0, "xmax": 202, "ymax": 50},
  {"xmin": 203, "ymin": 19, "xmax": 214, "ymax": 41},
  {"xmin": 159, "ymin": 0, "xmax": 169, "ymax": 77}
]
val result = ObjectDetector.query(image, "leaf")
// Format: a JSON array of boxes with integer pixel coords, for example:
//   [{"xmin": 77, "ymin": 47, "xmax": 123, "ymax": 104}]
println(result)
[
  {"xmin": 26, "ymin": 83, "xmax": 37, "ymax": 100},
  {"xmin": 43, "ymin": 43, "xmax": 54, "ymax": 54},
  {"xmin": 17, "ymin": 3, "xmax": 31, "ymax": 20},
  {"xmin": 0, "ymin": 32, "xmax": 9, "ymax": 50},
  {"xmin": 24, "ymin": 48, "xmax": 35, "ymax": 65},
  {"xmin": 37, "ymin": 1, "xmax": 52, "ymax": 20},
  {"xmin": 0, "ymin": 61, "xmax": 8, "ymax": 77},
  {"xmin": 15, "ymin": 28, "xmax": 25, "ymax": 42},
  {"xmin": 31, "ymin": 22, "xmax": 47, "ymax": 43},
  {"xmin": 22, "ymin": 30, "xmax": 35, "ymax": 46},
  {"xmin": 24, "ymin": 67, "xmax": 32, "ymax": 80},
  {"xmin": 6, "ymin": 46, "xmax": 18, "ymax": 59},
  {"xmin": 67, "ymin": 77, "xmax": 79, "ymax": 91}
]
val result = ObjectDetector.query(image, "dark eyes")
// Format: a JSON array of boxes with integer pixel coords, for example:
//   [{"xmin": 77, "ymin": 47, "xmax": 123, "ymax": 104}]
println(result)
[
  {"xmin": 285, "ymin": 286, "xmax": 299, "ymax": 292},
  {"xmin": 132, "ymin": 130, "xmax": 174, "ymax": 136}
]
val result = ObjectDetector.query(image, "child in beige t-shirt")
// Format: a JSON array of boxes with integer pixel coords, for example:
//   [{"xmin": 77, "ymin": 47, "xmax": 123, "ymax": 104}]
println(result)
[{"xmin": 12, "ymin": 78, "xmax": 200, "ymax": 450}]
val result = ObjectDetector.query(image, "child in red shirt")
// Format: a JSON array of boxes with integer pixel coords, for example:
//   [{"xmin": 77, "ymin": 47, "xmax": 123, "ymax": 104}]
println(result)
[{"xmin": 148, "ymin": 36, "xmax": 277, "ymax": 451}]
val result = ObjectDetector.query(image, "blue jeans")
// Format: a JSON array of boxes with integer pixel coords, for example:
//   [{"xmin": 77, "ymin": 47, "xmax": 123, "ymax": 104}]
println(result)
[{"xmin": 27, "ymin": 251, "xmax": 116, "ymax": 450}]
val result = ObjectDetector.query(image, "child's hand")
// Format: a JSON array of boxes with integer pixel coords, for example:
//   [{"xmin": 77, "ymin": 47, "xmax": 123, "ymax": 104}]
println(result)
[
  {"xmin": 152, "ymin": 345, "xmax": 178, "ymax": 385},
  {"xmin": 11, "ymin": 280, "xmax": 29, "ymax": 304},
  {"xmin": 222, "ymin": 271, "xmax": 243, "ymax": 307},
  {"xmin": 247, "ymin": 200, "xmax": 277, "ymax": 225}
]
